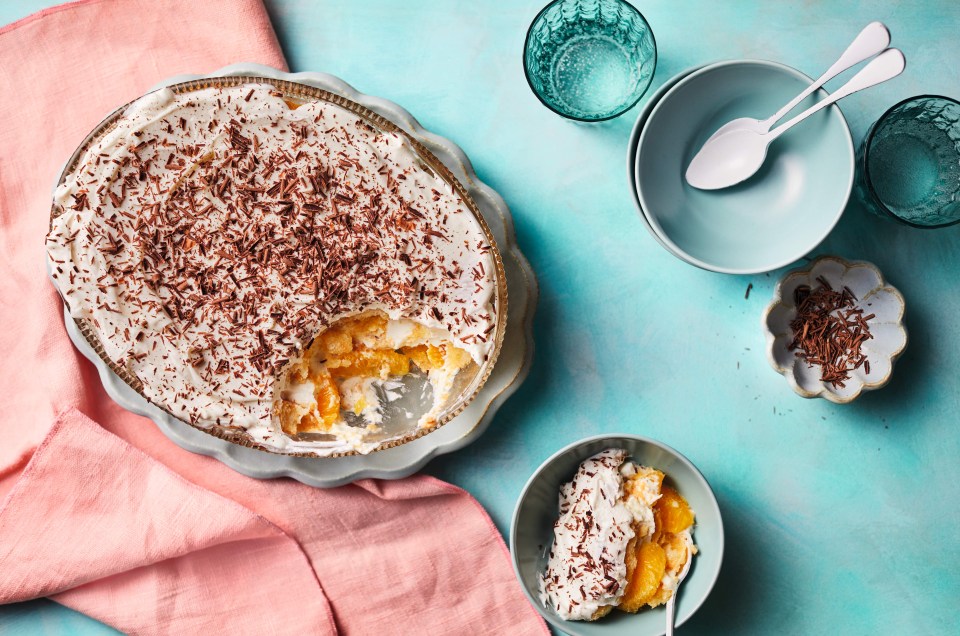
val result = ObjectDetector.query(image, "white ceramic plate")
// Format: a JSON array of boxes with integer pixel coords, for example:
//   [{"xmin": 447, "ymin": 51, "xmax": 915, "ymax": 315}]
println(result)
[{"xmin": 59, "ymin": 63, "xmax": 537, "ymax": 487}]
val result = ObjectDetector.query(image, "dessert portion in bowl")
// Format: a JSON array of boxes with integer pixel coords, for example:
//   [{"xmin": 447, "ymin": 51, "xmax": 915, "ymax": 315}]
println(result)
[
  {"xmin": 539, "ymin": 448, "xmax": 696, "ymax": 621},
  {"xmin": 46, "ymin": 81, "xmax": 502, "ymax": 455}
]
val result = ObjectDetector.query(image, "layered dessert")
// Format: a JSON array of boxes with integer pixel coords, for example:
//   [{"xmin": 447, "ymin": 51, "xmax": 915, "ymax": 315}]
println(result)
[
  {"xmin": 46, "ymin": 82, "xmax": 499, "ymax": 454},
  {"xmin": 538, "ymin": 449, "xmax": 696, "ymax": 621}
]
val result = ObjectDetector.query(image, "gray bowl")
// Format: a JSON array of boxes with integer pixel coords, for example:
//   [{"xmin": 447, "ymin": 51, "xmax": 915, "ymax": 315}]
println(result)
[
  {"xmin": 635, "ymin": 60, "xmax": 854, "ymax": 274},
  {"xmin": 510, "ymin": 435, "xmax": 724, "ymax": 636},
  {"xmin": 627, "ymin": 65, "xmax": 705, "ymax": 263}
]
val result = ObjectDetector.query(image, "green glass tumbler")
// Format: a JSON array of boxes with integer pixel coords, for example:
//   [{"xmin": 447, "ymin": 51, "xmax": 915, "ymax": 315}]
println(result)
[
  {"xmin": 523, "ymin": 0, "xmax": 656, "ymax": 122},
  {"xmin": 855, "ymin": 95, "xmax": 960, "ymax": 228}
]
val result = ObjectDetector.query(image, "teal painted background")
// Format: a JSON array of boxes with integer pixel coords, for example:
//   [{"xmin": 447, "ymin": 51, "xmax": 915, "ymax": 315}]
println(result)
[{"xmin": 1, "ymin": 1, "xmax": 958, "ymax": 634}]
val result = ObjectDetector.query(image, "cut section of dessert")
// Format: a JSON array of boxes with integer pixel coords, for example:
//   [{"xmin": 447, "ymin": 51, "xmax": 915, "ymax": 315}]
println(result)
[
  {"xmin": 619, "ymin": 481, "xmax": 696, "ymax": 612},
  {"xmin": 620, "ymin": 541, "xmax": 667, "ymax": 613},
  {"xmin": 274, "ymin": 311, "xmax": 473, "ymax": 437}
]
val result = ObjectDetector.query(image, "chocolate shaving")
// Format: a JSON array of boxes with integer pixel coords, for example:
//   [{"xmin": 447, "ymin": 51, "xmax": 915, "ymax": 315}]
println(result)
[
  {"xmin": 788, "ymin": 282, "xmax": 874, "ymax": 387},
  {"xmin": 46, "ymin": 83, "xmax": 498, "ymax": 431}
]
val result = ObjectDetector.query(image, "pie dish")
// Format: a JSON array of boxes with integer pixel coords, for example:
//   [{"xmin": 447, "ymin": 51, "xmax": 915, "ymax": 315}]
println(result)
[{"xmin": 48, "ymin": 68, "xmax": 515, "ymax": 459}]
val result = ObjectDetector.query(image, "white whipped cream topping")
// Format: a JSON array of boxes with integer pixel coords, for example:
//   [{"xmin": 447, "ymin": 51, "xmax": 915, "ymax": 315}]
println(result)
[
  {"xmin": 46, "ymin": 83, "xmax": 497, "ymax": 453},
  {"xmin": 538, "ymin": 449, "xmax": 639, "ymax": 621}
]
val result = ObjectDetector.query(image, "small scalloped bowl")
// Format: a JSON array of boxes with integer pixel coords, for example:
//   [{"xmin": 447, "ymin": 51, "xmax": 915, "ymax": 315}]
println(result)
[{"xmin": 763, "ymin": 256, "xmax": 907, "ymax": 403}]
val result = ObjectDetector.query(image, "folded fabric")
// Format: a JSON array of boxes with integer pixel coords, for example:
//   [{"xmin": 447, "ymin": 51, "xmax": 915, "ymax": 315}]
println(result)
[
  {"xmin": 0, "ymin": 1, "xmax": 547, "ymax": 633},
  {"xmin": 0, "ymin": 408, "xmax": 336, "ymax": 633}
]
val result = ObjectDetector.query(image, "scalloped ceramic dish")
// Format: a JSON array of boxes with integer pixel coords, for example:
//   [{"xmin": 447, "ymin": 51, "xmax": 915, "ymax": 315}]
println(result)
[
  {"xmin": 763, "ymin": 256, "xmax": 907, "ymax": 403},
  {"xmin": 53, "ymin": 63, "xmax": 537, "ymax": 485}
]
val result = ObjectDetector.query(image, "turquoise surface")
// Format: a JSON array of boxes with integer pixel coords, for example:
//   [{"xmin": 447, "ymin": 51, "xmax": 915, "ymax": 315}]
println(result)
[{"xmin": 2, "ymin": 1, "xmax": 959, "ymax": 634}]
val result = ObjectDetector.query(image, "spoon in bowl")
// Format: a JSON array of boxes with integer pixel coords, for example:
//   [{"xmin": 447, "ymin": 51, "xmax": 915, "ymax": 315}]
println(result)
[
  {"xmin": 703, "ymin": 21, "xmax": 890, "ymax": 144},
  {"xmin": 685, "ymin": 47, "xmax": 905, "ymax": 190},
  {"xmin": 665, "ymin": 543, "xmax": 694, "ymax": 636}
]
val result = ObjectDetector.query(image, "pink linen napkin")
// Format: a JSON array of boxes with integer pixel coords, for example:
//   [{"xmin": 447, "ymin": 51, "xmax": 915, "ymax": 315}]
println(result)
[{"xmin": 0, "ymin": 1, "xmax": 548, "ymax": 634}]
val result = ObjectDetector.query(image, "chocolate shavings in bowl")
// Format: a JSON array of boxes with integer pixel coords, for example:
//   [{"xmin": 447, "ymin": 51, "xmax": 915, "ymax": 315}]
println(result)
[{"xmin": 788, "ymin": 277, "xmax": 875, "ymax": 388}]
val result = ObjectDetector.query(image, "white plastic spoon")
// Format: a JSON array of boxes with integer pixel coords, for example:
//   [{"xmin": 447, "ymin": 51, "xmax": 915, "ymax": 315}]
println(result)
[
  {"xmin": 685, "ymin": 48, "xmax": 905, "ymax": 191},
  {"xmin": 704, "ymin": 22, "xmax": 890, "ymax": 143}
]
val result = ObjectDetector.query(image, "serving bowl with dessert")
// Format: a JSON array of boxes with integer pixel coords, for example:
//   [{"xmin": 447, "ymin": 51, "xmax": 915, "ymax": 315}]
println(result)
[
  {"xmin": 48, "ymin": 64, "xmax": 536, "ymax": 484},
  {"xmin": 511, "ymin": 435, "xmax": 723, "ymax": 635}
]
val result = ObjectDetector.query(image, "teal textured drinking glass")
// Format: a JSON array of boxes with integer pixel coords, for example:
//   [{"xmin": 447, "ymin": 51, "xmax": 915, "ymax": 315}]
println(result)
[
  {"xmin": 855, "ymin": 95, "xmax": 960, "ymax": 228},
  {"xmin": 523, "ymin": 0, "xmax": 656, "ymax": 121}
]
